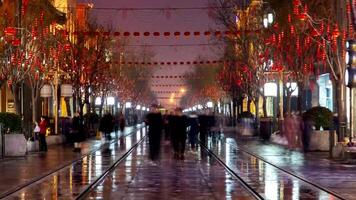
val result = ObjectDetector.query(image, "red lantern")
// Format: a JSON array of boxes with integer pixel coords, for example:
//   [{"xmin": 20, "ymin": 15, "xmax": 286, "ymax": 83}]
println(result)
[
  {"xmin": 4, "ymin": 27, "xmax": 16, "ymax": 36},
  {"xmin": 184, "ymin": 32, "xmax": 190, "ymax": 36},
  {"xmin": 12, "ymin": 39, "xmax": 21, "ymax": 46},
  {"xmin": 332, "ymin": 25, "xmax": 340, "ymax": 38},
  {"xmin": 164, "ymin": 32, "xmax": 170, "ymax": 36}
]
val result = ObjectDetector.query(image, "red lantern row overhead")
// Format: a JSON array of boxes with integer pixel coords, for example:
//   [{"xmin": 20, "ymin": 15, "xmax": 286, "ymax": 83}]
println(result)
[
  {"xmin": 115, "ymin": 60, "xmax": 230, "ymax": 66},
  {"xmin": 139, "ymin": 75, "xmax": 204, "ymax": 79},
  {"xmin": 151, "ymin": 84, "xmax": 186, "ymax": 87},
  {"xmin": 60, "ymin": 30, "xmax": 260, "ymax": 37}
]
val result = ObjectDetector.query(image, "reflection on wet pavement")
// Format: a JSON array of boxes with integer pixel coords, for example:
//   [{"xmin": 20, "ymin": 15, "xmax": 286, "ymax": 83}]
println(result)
[
  {"xmin": 206, "ymin": 135, "xmax": 342, "ymax": 200},
  {"xmin": 86, "ymin": 138, "xmax": 256, "ymax": 200},
  {"xmin": 3, "ymin": 129, "xmax": 145, "ymax": 200}
]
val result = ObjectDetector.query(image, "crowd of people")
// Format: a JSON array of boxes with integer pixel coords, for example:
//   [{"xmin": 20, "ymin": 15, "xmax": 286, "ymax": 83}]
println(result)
[
  {"xmin": 145, "ymin": 105, "xmax": 215, "ymax": 161},
  {"xmin": 33, "ymin": 112, "xmax": 127, "ymax": 152}
]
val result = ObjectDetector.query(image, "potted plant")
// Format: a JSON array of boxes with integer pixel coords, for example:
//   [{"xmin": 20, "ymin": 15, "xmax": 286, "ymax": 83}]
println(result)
[
  {"xmin": 0, "ymin": 112, "xmax": 27, "ymax": 156},
  {"xmin": 303, "ymin": 106, "xmax": 333, "ymax": 151}
]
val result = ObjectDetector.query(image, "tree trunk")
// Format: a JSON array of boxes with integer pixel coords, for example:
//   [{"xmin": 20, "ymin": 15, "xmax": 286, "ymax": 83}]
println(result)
[
  {"xmin": 262, "ymin": 96, "xmax": 267, "ymax": 117},
  {"xmin": 232, "ymin": 97, "xmax": 237, "ymax": 126},
  {"xmin": 11, "ymin": 84, "xmax": 22, "ymax": 115},
  {"xmin": 247, "ymin": 98, "xmax": 252, "ymax": 113},
  {"xmin": 99, "ymin": 93, "xmax": 105, "ymax": 117},
  {"xmin": 297, "ymin": 82, "xmax": 305, "ymax": 115},
  {"xmin": 286, "ymin": 93, "xmax": 292, "ymax": 117},
  {"xmin": 336, "ymin": 80, "xmax": 347, "ymax": 141}
]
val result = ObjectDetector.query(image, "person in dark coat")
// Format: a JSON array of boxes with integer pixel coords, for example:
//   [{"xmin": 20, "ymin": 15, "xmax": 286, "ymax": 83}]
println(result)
[
  {"xmin": 188, "ymin": 112, "xmax": 199, "ymax": 151},
  {"xmin": 145, "ymin": 105, "xmax": 163, "ymax": 161},
  {"xmin": 99, "ymin": 113, "xmax": 114, "ymax": 140},
  {"xmin": 170, "ymin": 108, "xmax": 188, "ymax": 159}
]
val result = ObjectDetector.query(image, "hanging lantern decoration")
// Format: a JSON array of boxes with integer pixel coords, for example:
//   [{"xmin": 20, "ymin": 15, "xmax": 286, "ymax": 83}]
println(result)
[
  {"xmin": 12, "ymin": 39, "xmax": 21, "ymax": 46},
  {"xmin": 40, "ymin": 84, "xmax": 52, "ymax": 97},
  {"xmin": 332, "ymin": 25, "xmax": 340, "ymax": 38},
  {"xmin": 61, "ymin": 84, "xmax": 73, "ymax": 97}
]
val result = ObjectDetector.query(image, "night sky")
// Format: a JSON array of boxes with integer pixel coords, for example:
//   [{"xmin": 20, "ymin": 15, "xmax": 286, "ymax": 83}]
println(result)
[{"xmin": 79, "ymin": 0, "xmax": 222, "ymax": 107}]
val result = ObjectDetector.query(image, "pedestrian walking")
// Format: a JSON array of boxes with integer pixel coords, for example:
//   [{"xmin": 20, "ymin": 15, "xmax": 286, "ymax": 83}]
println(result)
[
  {"xmin": 145, "ymin": 105, "xmax": 163, "ymax": 161},
  {"xmin": 188, "ymin": 112, "xmax": 199, "ymax": 151},
  {"xmin": 99, "ymin": 112, "xmax": 114, "ymax": 140},
  {"xmin": 38, "ymin": 116, "xmax": 47, "ymax": 152},
  {"xmin": 302, "ymin": 115, "xmax": 314, "ymax": 152},
  {"xmin": 162, "ymin": 110, "xmax": 171, "ymax": 142},
  {"xmin": 170, "ymin": 108, "xmax": 188, "ymax": 159},
  {"xmin": 119, "ymin": 112, "xmax": 125, "ymax": 133}
]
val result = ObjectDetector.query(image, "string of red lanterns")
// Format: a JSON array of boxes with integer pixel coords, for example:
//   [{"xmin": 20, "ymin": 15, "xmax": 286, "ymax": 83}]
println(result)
[
  {"xmin": 115, "ymin": 60, "xmax": 230, "ymax": 66},
  {"xmin": 151, "ymin": 84, "xmax": 186, "ymax": 87},
  {"xmin": 139, "ymin": 75, "xmax": 204, "ymax": 79},
  {"xmin": 58, "ymin": 30, "xmax": 260, "ymax": 37}
]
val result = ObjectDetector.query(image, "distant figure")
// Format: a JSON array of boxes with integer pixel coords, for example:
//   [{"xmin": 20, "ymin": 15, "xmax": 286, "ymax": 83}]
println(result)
[
  {"xmin": 188, "ymin": 112, "xmax": 199, "ymax": 151},
  {"xmin": 302, "ymin": 115, "xmax": 314, "ymax": 152},
  {"xmin": 162, "ymin": 110, "xmax": 171, "ymax": 142},
  {"xmin": 170, "ymin": 108, "xmax": 188, "ymax": 159},
  {"xmin": 99, "ymin": 113, "xmax": 114, "ymax": 140},
  {"xmin": 119, "ymin": 112, "xmax": 126, "ymax": 133},
  {"xmin": 39, "ymin": 116, "xmax": 47, "ymax": 152},
  {"xmin": 145, "ymin": 105, "xmax": 163, "ymax": 161}
]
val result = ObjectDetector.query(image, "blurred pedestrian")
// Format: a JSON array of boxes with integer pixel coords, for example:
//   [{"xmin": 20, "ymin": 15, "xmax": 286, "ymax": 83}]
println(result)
[
  {"xmin": 162, "ymin": 110, "xmax": 171, "ymax": 143},
  {"xmin": 170, "ymin": 108, "xmax": 188, "ymax": 159},
  {"xmin": 38, "ymin": 116, "xmax": 47, "ymax": 152},
  {"xmin": 188, "ymin": 112, "xmax": 199, "ymax": 151},
  {"xmin": 99, "ymin": 112, "xmax": 114, "ymax": 140},
  {"xmin": 119, "ymin": 112, "xmax": 126, "ymax": 133},
  {"xmin": 145, "ymin": 104, "xmax": 163, "ymax": 161},
  {"xmin": 302, "ymin": 115, "xmax": 314, "ymax": 152}
]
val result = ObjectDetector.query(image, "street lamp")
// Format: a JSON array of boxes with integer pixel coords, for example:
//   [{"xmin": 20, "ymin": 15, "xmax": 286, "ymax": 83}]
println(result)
[
  {"xmin": 345, "ymin": 39, "xmax": 356, "ymax": 144},
  {"xmin": 263, "ymin": 7, "xmax": 274, "ymax": 28}
]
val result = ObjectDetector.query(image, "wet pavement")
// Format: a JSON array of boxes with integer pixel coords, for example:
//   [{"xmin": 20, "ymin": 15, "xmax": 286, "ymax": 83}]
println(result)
[
  {"xmin": 85, "ymin": 138, "xmax": 256, "ymax": 200},
  {"xmin": 224, "ymin": 132, "xmax": 356, "ymax": 200},
  {"xmin": 1, "ymin": 126, "xmax": 356, "ymax": 199},
  {"xmin": 0, "ymin": 125, "xmax": 141, "ymax": 199},
  {"xmin": 205, "ymin": 135, "xmax": 341, "ymax": 200}
]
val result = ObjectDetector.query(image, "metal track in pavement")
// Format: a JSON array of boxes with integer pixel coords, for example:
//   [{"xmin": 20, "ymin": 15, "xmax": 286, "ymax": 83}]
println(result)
[
  {"xmin": 225, "ymin": 141, "xmax": 347, "ymax": 200},
  {"xmin": 0, "ymin": 126, "xmax": 143, "ymax": 199},
  {"xmin": 76, "ymin": 135, "xmax": 147, "ymax": 200},
  {"xmin": 199, "ymin": 141, "xmax": 264, "ymax": 200}
]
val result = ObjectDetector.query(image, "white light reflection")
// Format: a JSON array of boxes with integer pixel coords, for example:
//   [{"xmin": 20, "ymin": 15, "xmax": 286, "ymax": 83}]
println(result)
[
  {"xmin": 292, "ymin": 180, "xmax": 300, "ymax": 200},
  {"xmin": 264, "ymin": 164, "xmax": 279, "ymax": 200},
  {"xmin": 95, "ymin": 151, "xmax": 103, "ymax": 177},
  {"xmin": 225, "ymin": 138, "xmax": 233, "ymax": 198}
]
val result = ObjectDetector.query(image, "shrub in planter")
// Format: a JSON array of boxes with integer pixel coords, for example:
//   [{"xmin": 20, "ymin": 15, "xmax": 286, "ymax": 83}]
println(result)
[
  {"xmin": 0, "ymin": 112, "xmax": 22, "ymax": 133},
  {"xmin": 303, "ymin": 106, "xmax": 332, "ymax": 130}
]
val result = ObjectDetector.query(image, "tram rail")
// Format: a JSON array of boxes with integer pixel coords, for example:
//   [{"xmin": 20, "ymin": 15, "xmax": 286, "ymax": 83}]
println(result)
[{"xmin": 0, "ymin": 126, "xmax": 144, "ymax": 200}]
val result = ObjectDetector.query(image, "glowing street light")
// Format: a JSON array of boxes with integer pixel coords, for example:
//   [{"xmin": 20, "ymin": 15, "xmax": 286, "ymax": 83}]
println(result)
[{"xmin": 125, "ymin": 102, "xmax": 132, "ymax": 108}]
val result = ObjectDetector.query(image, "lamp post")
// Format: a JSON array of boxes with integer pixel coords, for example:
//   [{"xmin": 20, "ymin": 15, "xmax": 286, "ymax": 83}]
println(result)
[{"xmin": 345, "ymin": 39, "xmax": 356, "ymax": 144}]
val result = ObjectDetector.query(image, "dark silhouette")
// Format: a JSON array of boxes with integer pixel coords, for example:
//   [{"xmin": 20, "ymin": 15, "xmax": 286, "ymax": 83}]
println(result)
[
  {"xmin": 99, "ymin": 113, "xmax": 114, "ymax": 140},
  {"xmin": 170, "ymin": 108, "xmax": 188, "ymax": 159},
  {"xmin": 145, "ymin": 105, "xmax": 163, "ymax": 161},
  {"xmin": 198, "ymin": 114, "xmax": 209, "ymax": 145},
  {"xmin": 188, "ymin": 112, "xmax": 199, "ymax": 151}
]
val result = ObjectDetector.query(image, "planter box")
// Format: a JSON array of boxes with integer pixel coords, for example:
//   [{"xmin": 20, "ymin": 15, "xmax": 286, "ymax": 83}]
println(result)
[
  {"xmin": 5, "ymin": 134, "xmax": 27, "ymax": 156},
  {"xmin": 309, "ymin": 130, "xmax": 331, "ymax": 151},
  {"xmin": 46, "ymin": 135, "xmax": 65, "ymax": 146},
  {"xmin": 27, "ymin": 141, "xmax": 39, "ymax": 152}
]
